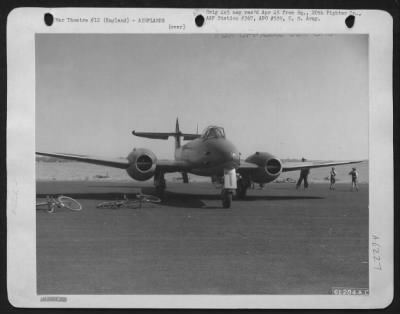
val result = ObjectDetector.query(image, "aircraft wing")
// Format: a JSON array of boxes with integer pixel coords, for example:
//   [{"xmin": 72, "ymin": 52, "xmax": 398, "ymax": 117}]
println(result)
[
  {"xmin": 36, "ymin": 152, "xmax": 191, "ymax": 173},
  {"xmin": 281, "ymin": 160, "xmax": 365, "ymax": 172},
  {"xmin": 155, "ymin": 159, "xmax": 192, "ymax": 172},
  {"xmin": 238, "ymin": 159, "xmax": 365, "ymax": 174},
  {"xmin": 237, "ymin": 161, "xmax": 259, "ymax": 172},
  {"xmin": 36, "ymin": 152, "xmax": 130, "ymax": 169}
]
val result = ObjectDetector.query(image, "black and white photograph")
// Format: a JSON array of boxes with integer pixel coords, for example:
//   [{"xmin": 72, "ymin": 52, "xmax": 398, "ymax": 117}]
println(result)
[
  {"xmin": 7, "ymin": 8, "xmax": 393, "ymax": 308},
  {"xmin": 35, "ymin": 32, "xmax": 370, "ymax": 295}
]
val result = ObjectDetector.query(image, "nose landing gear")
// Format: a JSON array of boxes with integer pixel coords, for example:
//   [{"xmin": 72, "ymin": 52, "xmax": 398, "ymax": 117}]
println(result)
[{"xmin": 221, "ymin": 168, "xmax": 237, "ymax": 208}]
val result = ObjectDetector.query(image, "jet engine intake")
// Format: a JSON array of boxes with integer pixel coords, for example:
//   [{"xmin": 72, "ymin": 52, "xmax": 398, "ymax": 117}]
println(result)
[
  {"xmin": 245, "ymin": 152, "xmax": 282, "ymax": 183},
  {"xmin": 126, "ymin": 148, "xmax": 157, "ymax": 181},
  {"xmin": 266, "ymin": 158, "xmax": 282, "ymax": 175}
]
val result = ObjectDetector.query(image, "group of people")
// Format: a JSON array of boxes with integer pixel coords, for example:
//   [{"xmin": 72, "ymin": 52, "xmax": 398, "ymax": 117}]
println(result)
[
  {"xmin": 296, "ymin": 158, "xmax": 359, "ymax": 191},
  {"xmin": 329, "ymin": 167, "xmax": 359, "ymax": 191}
]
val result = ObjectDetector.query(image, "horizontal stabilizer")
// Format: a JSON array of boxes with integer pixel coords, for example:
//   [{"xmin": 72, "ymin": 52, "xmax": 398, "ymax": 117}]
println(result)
[
  {"xmin": 132, "ymin": 131, "xmax": 173, "ymax": 140},
  {"xmin": 132, "ymin": 131, "xmax": 200, "ymax": 140},
  {"xmin": 183, "ymin": 134, "xmax": 201, "ymax": 140}
]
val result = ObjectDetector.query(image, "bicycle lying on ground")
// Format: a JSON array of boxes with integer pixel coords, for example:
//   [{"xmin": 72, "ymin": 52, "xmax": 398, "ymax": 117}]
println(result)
[
  {"xmin": 36, "ymin": 195, "xmax": 82, "ymax": 213},
  {"xmin": 96, "ymin": 193, "xmax": 161, "ymax": 209}
]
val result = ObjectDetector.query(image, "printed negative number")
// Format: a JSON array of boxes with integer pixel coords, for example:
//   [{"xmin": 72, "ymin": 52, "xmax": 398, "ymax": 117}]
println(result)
[
  {"xmin": 372, "ymin": 235, "xmax": 382, "ymax": 270},
  {"xmin": 332, "ymin": 288, "xmax": 369, "ymax": 296}
]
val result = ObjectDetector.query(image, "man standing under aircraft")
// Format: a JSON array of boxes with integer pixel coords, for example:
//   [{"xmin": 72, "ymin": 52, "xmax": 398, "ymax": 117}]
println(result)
[
  {"xmin": 296, "ymin": 157, "xmax": 310, "ymax": 189},
  {"xmin": 349, "ymin": 167, "xmax": 359, "ymax": 191},
  {"xmin": 329, "ymin": 167, "xmax": 337, "ymax": 190}
]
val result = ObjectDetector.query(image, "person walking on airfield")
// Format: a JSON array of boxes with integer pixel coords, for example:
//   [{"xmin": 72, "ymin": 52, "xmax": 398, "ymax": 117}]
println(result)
[
  {"xmin": 348, "ymin": 167, "xmax": 359, "ymax": 191},
  {"xmin": 329, "ymin": 167, "xmax": 337, "ymax": 190},
  {"xmin": 296, "ymin": 158, "xmax": 310, "ymax": 189}
]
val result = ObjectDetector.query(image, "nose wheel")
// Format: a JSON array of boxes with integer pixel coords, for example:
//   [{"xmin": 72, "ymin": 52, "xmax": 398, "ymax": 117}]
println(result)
[{"xmin": 221, "ymin": 168, "xmax": 237, "ymax": 208}]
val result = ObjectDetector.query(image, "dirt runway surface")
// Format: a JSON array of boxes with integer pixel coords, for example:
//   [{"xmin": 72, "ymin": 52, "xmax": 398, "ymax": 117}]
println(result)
[{"xmin": 36, "ymin": 181, "xmax": 368, "ymax": 294}]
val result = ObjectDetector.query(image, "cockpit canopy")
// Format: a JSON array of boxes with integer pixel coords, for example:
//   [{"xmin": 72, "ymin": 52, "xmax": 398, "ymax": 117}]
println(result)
[{"xmin": 202, "ymin": 126, "xmax": 226, "ymax": 139}]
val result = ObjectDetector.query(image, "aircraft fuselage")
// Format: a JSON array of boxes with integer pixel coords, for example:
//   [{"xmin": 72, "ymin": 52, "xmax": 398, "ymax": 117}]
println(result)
[{"xmin": 175, "ymin": 137, "xmax": 240, "ymax": 176}]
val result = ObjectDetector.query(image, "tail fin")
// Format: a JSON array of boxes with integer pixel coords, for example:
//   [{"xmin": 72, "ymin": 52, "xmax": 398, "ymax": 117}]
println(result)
[
  {"xmin": 175, "ymin": 118, "xmax": 181, "ymax": 149},
  {"xmin": 132, "ymin": 118, "xmax": 201, "ymax": 145}
]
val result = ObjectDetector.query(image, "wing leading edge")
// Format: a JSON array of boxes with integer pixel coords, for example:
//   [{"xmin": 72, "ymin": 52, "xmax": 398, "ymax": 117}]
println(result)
[
  {"xmin": 36, "ymin": 152, "xmax": 191, "ymax": 173},
  {"xmin": 281, "ymin": 160, "xmax": 365, "ymax": 172},
  {"xmin": 36, "ymin": 152, "xmax": 130, "ymax": 169},
  {"xmin": 237, "ymin": 159, "xmax": 365, "ymax": 174}
]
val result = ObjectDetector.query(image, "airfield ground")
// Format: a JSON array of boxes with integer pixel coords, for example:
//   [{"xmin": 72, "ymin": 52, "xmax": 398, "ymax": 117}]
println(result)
[{"xmin": 36, "ymin": 181, "xmax": 368, "ymax": 295}]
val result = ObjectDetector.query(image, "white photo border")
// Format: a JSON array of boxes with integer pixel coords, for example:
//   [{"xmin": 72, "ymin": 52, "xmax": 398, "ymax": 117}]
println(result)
[{"xmin": 7, "ymin": 8, "xmax": 393, "ymax": 308}]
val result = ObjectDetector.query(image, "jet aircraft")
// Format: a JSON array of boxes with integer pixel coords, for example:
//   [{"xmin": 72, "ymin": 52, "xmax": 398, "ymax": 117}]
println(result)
[{"xmin": 37, "ymin": 119, "xmax": 363, "ymax": 208}]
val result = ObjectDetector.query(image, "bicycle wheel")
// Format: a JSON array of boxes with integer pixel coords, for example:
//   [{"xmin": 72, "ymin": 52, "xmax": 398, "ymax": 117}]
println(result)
[
  {"xmin": 140, "ymin": 194, "xmax": 161, "ymax": 203},
  {"xmin": 58, "ymin": 196, "xmax": 82, "ymax": 211}
]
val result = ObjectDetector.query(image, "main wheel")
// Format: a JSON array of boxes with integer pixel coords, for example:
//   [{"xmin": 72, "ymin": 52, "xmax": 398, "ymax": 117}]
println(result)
[
  {"xmin": 236, "ymin": 179, "xmax": 248, "ymax": 199},
  {"xmin": 154, "ymin": 172, "xmax": 166, "ymax": 196},
  {"xmin": 222, "ymin": 190, "xmax": 233, "ymax": 208}
]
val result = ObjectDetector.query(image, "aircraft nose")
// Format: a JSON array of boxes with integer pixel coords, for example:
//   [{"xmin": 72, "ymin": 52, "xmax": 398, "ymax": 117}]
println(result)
[
  {"xmin": 230, "ymin": 151, "xmax": 240, "ymax": 166},
  {"xmin": 205, "ymin": 139, "xmax": 240, "ymax": 169},
  {"xmin": 221, "ymin": 146, "xmax": 240, "ymax": 168}
]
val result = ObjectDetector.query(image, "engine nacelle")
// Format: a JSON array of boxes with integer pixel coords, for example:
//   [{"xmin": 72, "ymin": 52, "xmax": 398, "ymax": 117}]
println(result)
[
  {"xmin": 245, "ymin": 152, "xmax": 283, "ymax": 183},
  {"xmin": 126, "ymin": 148, "xmax": 157, "ymax": 181}
]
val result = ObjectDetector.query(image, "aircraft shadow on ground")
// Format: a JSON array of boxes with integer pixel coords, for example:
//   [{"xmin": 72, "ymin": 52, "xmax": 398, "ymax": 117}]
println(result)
[
  {"xmin": 160, "ymin": 191, "xmax": 324, "ymax": 209},
  {"xmin": 36, "ymin": 193, "xmax": 140, "ymax": 201},
  {"xmin": 36, "ymin": 187, "xmax": 324, "ymax": 209},
  {"xmin": 36, "ymin": 191, "xmax": 207, "ymax": 209},
  {"xmin": 86, "ymin": 185, "xmax": 147, "ymax": 189}
]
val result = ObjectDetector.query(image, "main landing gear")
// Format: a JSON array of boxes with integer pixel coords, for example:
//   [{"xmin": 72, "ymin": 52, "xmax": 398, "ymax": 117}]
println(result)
[
  {"xmin": 236, "ymin": 176, "xmax": 251, "ymax": 199},
  {"xmin": 154, "ymin": 171, "xmax": 166, "ymax": 195},
  {"xmin": 221, "ymin": 169, "xmax": 237, "ymax": 208},
  {"xmin": 182, "ymin": 172, "xmax": 189, "ymax": 183},
  {"xmin": 221, "ymin": 189, "xmax": 233, "ymax": 208}
]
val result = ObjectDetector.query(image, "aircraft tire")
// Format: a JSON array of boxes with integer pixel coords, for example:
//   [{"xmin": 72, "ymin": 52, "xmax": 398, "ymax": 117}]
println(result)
[{"xmin": 222, "ymin": 190, "xmax": 232, "ymax": 208}]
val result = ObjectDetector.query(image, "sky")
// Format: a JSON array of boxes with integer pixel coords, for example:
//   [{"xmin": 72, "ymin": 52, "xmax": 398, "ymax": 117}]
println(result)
[{"xmin": 36, "ymin": 34, "xmax": 368, "ymax": 160}]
